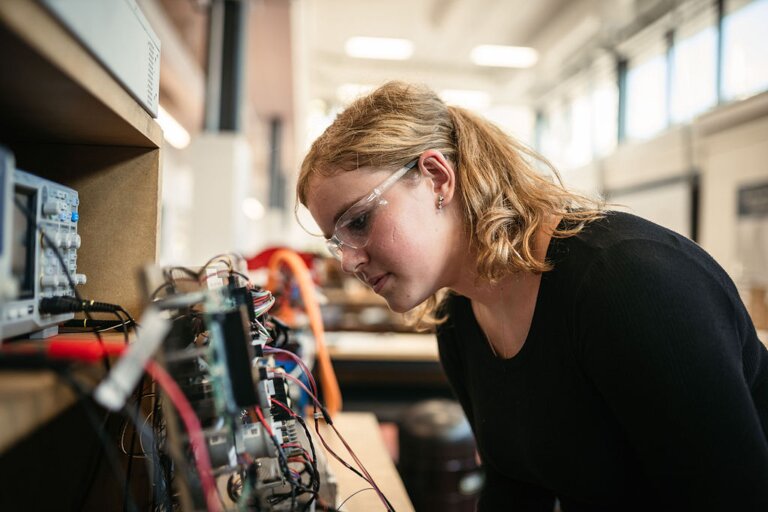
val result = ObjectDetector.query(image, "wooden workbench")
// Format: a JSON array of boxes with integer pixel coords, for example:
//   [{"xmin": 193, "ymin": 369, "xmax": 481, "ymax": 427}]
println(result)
[{"xmin": 318, "ymin": 412, "xmax": 414, "ymax": 512}]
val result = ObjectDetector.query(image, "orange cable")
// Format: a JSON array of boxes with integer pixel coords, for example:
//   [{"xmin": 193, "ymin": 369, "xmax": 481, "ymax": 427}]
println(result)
[{"xmin": 266, "ymin": 249, "xmax": 342, "ymax": 416}]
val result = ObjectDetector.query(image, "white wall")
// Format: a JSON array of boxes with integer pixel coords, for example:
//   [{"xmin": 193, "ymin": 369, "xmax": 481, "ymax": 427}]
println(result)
[
  {"xmin": 185, "ymin": 133, "xmax": 258, "ymax": 265},
  {"xmin": 695, "ymin": 91, "xmax": 768, "ymax": 280}
]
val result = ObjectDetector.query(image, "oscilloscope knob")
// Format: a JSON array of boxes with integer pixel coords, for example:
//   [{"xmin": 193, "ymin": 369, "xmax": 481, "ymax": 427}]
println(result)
[
  {"xmin": 43, "ymin": 232, "xmax": 64, "ymax": 248},
  {"xmin": 42, "ymin": 200, "xmax": 61, "ymax": 216},
  {"xmin": 64, "ymin": 233, "xmax": 78, "ymax": 248}
]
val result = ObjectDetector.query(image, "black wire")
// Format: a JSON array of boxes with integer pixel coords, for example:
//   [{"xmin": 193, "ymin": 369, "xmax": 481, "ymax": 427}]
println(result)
[
  {"xmin": 12, "ymin": 197, "xmax": 110, "ymax": 372},
  {"xmin": 56, "ymin": 370, "xmax": 139, "ymax": 512},
  {"xmin": 336, "ymin": 487, "xmax": 375, "ymax": 511},
  {"xmin": 150, "ymin": 282, "xmax": 174, "ymax": 301},
  {"xmin": 260, "ymin": 420, "xmax": 320, "ymax": 509},
  {"xmin": 121, "ymin": 395, "xmax": 169, "ymax": 511},
  {"xmin": 198, "ymin": 253, "xmax": 233, "ymax": 275},
  {"xmin": 149, "ymin": 390, "xmax": 174, "ymax": 512},
  {"xmin": 62, "ymin": 318, "xmax": 130, "ymax": 334},
  {"xmin": 123, "ymin": 376, "xmax": 146, "ymax": 512},
  {"xmin": 117, "ymin": 306, "xmax": 138, "ymax": 330},
  {"xmin": 293, "ymin": 414, "xmax": 320, "ymax": 511},
  {"xmin": 228, "ymin": 269, "xmax": 250, "ymax": 283},
  {"xmin": 114, "ymin": 310, "xmax": 129, "ymax": 346}
]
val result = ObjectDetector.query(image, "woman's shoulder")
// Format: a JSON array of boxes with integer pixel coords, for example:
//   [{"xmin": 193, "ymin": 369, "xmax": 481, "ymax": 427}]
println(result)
[
  {"xmin": 566, "ymin": 211, "xmax": 737, "ymax": 298},
  {"xmin": 559, "ymin": 210, "xmax": 704, "ymax": 265},
  {"xmin": 572, "ymin": 210, "xmax": 686, "ymax": 248},
  {"xmin": 550, "ymin": 210, "xmax": 735, "ymax": 297}
]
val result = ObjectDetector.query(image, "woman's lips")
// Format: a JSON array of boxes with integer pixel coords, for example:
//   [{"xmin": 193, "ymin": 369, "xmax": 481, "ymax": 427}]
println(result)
[{"xmin": 372, "ymin": 273, "xmax": 390, "ymax": 293}]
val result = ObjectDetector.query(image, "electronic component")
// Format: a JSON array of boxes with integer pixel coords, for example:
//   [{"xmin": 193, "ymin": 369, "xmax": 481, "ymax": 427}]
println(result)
[
  {"xmin": 138, "ymin": 259, "xmax": 334, "ymax": 511},
  {"xmin": 0, "ymin": 146, "xmax": 85, "ymax": 340}
]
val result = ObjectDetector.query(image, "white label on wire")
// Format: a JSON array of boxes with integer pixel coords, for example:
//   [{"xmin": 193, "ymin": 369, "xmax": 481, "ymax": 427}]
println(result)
[{"xmin": 93, "ymin": 307, "xmax": 171, "ymax": 411}]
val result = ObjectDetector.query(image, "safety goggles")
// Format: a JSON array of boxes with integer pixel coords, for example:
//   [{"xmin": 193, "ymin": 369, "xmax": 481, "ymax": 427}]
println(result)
[{"xmin": 326, "ymin": 160, "xmax": 419, "ymax": 260}]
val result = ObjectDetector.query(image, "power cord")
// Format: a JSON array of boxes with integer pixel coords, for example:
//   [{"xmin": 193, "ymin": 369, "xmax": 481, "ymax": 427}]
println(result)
[{"xmin": 39, "ymin": 296, "xmax": 124, "ymax": 315}]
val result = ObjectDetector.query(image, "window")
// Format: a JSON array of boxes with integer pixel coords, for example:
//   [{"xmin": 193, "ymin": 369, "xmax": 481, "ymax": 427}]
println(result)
[
  {"xmin": 625, "ymin": 49, "xmax": 668, "ymax": 141},
  {"xmin": 537, "ymin": 101, "xmax": 567, "ymax": 170},
  {"xmin": 592, "ymin": 76, "xmax": 618, "ymax": 157},
  {"xmin": 563, "ymin": 92, "xmax": 592, "ymax": 169},
  {"xmin": 481, "ymin": 105, "xmax": 535, "ymax": 147},
  {"xmin": 722, "ymin": 0, "xmax": 768, "ymax": 100},
  {"xmin": 671, "ymin": 18, "xmax": 717, "ymax": 123}
]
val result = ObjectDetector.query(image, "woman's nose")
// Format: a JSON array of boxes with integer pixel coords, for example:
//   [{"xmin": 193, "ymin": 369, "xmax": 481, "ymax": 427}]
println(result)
[{"xmin": 340, "ymin": 245, "xmax": 368, "ymax": 274}]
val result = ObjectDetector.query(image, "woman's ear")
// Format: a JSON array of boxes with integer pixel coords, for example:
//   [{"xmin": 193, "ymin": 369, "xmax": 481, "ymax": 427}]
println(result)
[{"xmin": 419, "ymin": 150, "xmax": 456, "ymax": 206}]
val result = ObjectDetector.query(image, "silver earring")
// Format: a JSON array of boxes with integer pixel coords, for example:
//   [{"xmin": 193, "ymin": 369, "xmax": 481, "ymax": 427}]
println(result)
[{"xmin": 437, "ymin": 195, "xmax": 444, "ymax": 210}]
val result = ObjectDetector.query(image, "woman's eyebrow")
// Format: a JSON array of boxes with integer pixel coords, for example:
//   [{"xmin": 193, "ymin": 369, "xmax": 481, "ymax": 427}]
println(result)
[{"xmin": 332, "ymin": 194, "xmax": 364, "ymax": 224}]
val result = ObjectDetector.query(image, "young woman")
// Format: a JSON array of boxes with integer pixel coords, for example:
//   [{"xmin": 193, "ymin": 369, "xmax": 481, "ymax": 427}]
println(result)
[{"xmin": 297, "ymin": 81, "xmax": 768, "ymax": 511}]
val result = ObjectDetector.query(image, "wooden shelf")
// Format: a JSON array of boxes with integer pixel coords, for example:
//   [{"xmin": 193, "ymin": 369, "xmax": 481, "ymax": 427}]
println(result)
[
  {"xmin": 0, "ymin": 333, "xmax": 123, "ymax": 454},
  {"xmin": 0, "ymin": 370, "xmax": 75, "ymax": 454},
  {"xmin": 0, "ymin": 0, "xmax": 163, "ymax": 461}
]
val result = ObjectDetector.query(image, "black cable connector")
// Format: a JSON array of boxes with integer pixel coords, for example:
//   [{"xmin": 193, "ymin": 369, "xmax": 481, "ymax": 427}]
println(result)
[{"xmin": 39, "ymin": 296, "xmax": 120, "ymax": 315}]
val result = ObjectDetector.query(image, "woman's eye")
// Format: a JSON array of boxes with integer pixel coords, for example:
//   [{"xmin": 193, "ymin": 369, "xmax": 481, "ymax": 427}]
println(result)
[{"xmin": 347, "ymin": 211, "xmax": 370, "ymax": 233}]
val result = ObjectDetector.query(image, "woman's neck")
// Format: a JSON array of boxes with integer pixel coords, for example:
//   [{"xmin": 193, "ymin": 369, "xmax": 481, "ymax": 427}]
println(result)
[{"xmin": 449, "ymin": 214, "xmax": 562, "ymax": 311}]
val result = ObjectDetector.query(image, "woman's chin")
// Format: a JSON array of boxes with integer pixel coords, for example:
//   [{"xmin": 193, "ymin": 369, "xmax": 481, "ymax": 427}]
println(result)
[
  {"xmin": 383, "ymin": 292, "xmax": 428, "ymax": 314},
  {"xmin": 386, "ymin": 301, "xmax": 411, "ymax": 314}
]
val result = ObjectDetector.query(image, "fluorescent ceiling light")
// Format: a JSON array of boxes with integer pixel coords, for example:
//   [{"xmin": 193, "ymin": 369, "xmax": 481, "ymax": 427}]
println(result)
[
  {"xmin": 439, "ymin": 89, "xmax": 492, "ymax": 110},
  {"xmin": 157, "ymin": 106, "xmax": 191, "ymax": 149},
  {"xmin": 345, "ymin": 37, "xmax": 414, "ymax": 60},
  {"xmin": 470, "ymin": 45, "xmax": 538, "ymax": 68}
]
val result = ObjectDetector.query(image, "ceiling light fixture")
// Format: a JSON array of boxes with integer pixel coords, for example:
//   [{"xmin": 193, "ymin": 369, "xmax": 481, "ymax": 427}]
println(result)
[
  {"xmin": 345, "ymin": 37, "xmax": 414, "ymax": 60},
  {"xmin": 470, "ymin": 45, "xmax": 538, "ymax": 68},
  {"xmin": 439, "ymin": 89, "xmax": 492, "ymax": 110}
]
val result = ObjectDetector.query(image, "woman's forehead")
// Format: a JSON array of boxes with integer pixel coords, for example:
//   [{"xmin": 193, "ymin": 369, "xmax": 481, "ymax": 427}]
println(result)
[
  {"xmin": 306, "ymin": 169, "xmax": 386, "ymax": 224},
  {"xmin": 308, "ymin": 169, "xmax": 386, "ymax": 204}
]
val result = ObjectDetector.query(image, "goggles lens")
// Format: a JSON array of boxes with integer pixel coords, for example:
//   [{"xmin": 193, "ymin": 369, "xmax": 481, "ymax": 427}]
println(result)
[{"xmin": 326, "ymin": 160, "xmax": 418, "ymax": 259}]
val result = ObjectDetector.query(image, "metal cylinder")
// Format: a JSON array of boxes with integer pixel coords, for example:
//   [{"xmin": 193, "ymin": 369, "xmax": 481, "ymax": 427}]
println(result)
[{"xmin": 398, "ymin": 399, "xmax": 481, "ymax": 512}]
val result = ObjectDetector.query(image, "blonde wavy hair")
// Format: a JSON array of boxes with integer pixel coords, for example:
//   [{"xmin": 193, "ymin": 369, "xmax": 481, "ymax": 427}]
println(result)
[{"xmin": 297, "ymin": 81, "xmax": 604, "ymax": 326}]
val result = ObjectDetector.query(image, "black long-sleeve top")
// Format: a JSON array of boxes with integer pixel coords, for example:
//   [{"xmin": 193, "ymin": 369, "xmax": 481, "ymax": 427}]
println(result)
[{"xmin": 436, "ymin": 211, "xmax": 768, "ymax": 511}]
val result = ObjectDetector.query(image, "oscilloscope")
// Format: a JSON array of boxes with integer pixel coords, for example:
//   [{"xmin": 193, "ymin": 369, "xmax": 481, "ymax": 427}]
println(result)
[{"xmin": 0, "ymin": 146, "xmax": 85, "ymax": 341}]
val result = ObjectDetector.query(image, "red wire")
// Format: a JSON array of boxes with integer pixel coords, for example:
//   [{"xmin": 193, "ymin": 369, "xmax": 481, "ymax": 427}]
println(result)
[
  {"xmin": 253, "ymin": 406, "xmax": 274, "ymax": 437},
  {"xmin": 281, "ymin": 372, "xmax": 322, "ymax": 411},
  {"xmin": 270, "ymin": 397, "xmax": 297, "ymax": 418},
  {"xmin": 145, "ymin": 361, "xmax": 222, "ymax": 512},
  {"xmin": 264, "ymin": 346, "xmax": 318, "ymax": 397}
]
